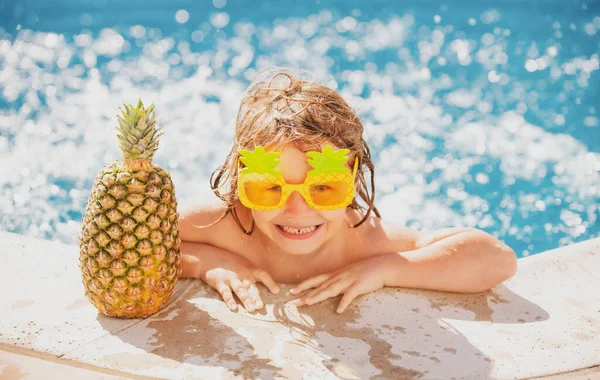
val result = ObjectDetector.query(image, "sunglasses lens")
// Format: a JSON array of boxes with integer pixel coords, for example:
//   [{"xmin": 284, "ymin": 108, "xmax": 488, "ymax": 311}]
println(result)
[
  {"xmin": 244, "ymin": 182, "xmax": 282, "ymax": 206},
  {"xmin": 309, "ymin": 182, "xmax": 349, "ymax": 206}
]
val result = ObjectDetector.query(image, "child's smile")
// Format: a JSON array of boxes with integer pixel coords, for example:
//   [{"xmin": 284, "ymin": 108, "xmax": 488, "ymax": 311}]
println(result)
[{"xmin": 275, "ymin": 223, "xmax": 324, "ymax": 239}]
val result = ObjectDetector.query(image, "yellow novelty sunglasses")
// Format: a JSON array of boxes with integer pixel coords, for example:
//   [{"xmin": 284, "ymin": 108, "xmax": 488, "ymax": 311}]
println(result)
[{"xmin": 237, "ymin": 146, "xmax": 358, "ymax": 211}]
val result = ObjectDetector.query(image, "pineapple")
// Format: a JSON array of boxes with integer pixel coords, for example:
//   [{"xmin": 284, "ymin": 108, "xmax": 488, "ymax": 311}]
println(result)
[{"xmin": 78, "ymin": 100, "xmax": 181, "ymax": 318}]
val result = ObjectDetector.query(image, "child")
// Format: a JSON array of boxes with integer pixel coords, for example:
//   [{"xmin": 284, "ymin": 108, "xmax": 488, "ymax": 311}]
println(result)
[{"xmin": 178, "ymin": 69, "xmax": 517, "ymax": 314}]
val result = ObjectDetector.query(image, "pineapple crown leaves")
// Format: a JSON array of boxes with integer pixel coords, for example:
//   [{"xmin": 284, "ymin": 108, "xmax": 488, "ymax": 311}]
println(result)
[
  {"xmin": 238, "ymin": 146, "xmax": 281, "ymax": 176},
  {"xmin": 306, "ymin": 145, "xmax": 351, "ymax": 177},
  {"xmin": 116, "ymin": 99, "xmax": 163, "ymax": 160}
]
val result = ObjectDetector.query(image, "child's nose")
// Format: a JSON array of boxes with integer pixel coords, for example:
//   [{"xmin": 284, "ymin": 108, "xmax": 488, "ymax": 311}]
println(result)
[{"xmin": 282, "ymin": 191, "xmax": 313, "ymax": 217}]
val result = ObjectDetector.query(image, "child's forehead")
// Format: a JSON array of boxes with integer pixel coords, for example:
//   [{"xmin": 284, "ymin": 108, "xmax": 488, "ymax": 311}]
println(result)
[
  {"xmin": 269, "ymin": 142, "xmax": 341, "ymax": 155},
  {"xmin": 277, "ymin": 146, "xmax": 312, "ymax": 165}
]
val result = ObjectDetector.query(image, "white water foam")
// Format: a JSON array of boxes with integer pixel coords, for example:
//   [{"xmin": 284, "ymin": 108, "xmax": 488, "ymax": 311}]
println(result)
[{"xmin": 0, "ymin": 10, "xmax": 598, "ymax": 254}]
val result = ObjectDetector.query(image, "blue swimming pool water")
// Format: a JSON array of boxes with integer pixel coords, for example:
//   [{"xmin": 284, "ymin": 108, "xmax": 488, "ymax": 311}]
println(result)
[{"xmin": 1, "ymin": 0, "xmax": 598, "ymax": 257}]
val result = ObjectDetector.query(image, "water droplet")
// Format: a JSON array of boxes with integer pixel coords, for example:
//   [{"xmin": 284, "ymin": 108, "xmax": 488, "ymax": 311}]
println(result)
[
  {"xmin": 175, "ymin": 10, "xmax": 189, "ymax": 24},
  {"xmin": 213, "ymin": 0, "xmax": 226, "ymax": 8},
  {"xmin": 525, "ymin": 60, "xmax": 537, "ymax": 72}
]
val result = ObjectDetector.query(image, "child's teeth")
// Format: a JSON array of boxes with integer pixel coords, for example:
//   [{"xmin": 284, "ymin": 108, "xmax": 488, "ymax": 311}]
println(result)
[{"xmin": 281, "ymin": 225, "xmax": 317, "ymax": 234}]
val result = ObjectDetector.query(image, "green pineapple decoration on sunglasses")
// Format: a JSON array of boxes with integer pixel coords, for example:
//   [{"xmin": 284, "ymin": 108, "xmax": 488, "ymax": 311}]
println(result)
[
  {"xmin": 238, "ymin": 146, "xmax": 281, "ymax": 176},
  {"xmin": 306, "ymin": 145, "xmax": 351, "ymax": 177}
]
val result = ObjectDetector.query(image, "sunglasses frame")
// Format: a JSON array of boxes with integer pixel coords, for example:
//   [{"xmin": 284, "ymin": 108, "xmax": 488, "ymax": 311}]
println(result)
[{"xmin": 237, "ymin": 157, "xmax": 359, "ymax": 211}]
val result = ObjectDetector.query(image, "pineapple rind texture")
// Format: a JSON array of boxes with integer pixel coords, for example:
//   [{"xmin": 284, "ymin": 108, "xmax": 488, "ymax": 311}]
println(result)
[{"xmin": 79, "ymin": 160, "xmax": 181, "ymax": 318}]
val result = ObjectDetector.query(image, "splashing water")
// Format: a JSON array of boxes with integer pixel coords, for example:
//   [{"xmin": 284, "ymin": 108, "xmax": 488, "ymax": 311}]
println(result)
[{"xmin": 0, "ymin": 0, "xmax": 598, "ymax": 257}]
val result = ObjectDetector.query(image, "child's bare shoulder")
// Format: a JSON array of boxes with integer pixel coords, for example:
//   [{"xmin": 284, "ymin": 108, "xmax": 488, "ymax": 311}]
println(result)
[
  {"xmin": 178, "ymin": 199, "xmax": 250, "ymax": 246},
  {"xmin": 354, "ymin": 213, "xmax": 483, "ymax": 255},
  {"xmin": 351, "ymin": 213, "xmax": 421, "ymax": 256}
]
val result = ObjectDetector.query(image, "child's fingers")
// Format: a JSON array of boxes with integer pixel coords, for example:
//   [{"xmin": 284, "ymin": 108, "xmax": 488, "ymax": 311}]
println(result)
[
  {"xmin": 295, "ymin": 284, "xmax": 328, "ymax": 305},
  {"xmin": 253, "ymin": 269, "xmax": 280, "ymax": 294},
  {"xmin": 290, "ymin": 273, "xmax": 331, "ymax": 295},
  {"xmin": 315, "ymin": 273, "xmax": 345, "ymax": 292},
  {"xmin": 230, "ymin": 278, "xmax": 256, "ymax": 312},
  {"xmin": 297, "ymin": 286, "xmax": 323, "ymax": 302},
  {"xmin": 246, "ymin": 284, "xmax": 264, "ymax": 310},
  {"xmin": 298, "ymin": 275, "xmax": 342, "ymax": 302},
  {"xmin": 303, "ymin": 278, "xmax": 349, "ymax": 306},
  {"xmin": 216, "ymin": 282, "xmax": 238, "ymax": 311},
  {"xmin": 336, "ymin": 285, "xmax": 363, "ymax": 313}
]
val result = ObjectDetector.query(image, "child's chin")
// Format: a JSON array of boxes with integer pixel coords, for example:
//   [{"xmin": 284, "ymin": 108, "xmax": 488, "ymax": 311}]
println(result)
[
  {"xmin": 274, "ymin": 235, "xmax": 324, "ymax": 255},
  {"xmin": 282, "ymin": 245, "xmax": 320, "ymax": 255}
]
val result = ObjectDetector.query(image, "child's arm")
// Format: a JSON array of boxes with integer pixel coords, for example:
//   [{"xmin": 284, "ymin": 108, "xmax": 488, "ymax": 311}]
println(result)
[
  {"xmin": 180, "ymin": 240, "xmax": 280, "ymax": 312},
  {"xmin": 381, "ymin": 227, "xmax": 517, "ymax": 292},
  {"xmin": 177, "ymin": 202, "xmax": 279, "ymax": 312},
  {"xmin": 292, "ymin": 226, "xmax": 517, "ymax": 313}
]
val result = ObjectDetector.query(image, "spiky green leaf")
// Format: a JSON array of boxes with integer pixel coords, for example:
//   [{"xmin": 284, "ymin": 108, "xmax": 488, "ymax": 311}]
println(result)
[
  {"xmin": 239, "ymin": 146, "xmax": 281, "ymax": 175},
  {"xmin": 307, "ymin": 145, "xmax": 350, "ymax": 176},
  {"xmin": 116, "ymin": 100, "xmax": 162, "ymax": 160}
]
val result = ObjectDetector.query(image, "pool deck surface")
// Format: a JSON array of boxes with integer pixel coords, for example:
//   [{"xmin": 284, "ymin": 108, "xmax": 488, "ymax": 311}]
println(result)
[{"xmin": 0, "ymin": 231, "xmax": 599, "ymax": 379}]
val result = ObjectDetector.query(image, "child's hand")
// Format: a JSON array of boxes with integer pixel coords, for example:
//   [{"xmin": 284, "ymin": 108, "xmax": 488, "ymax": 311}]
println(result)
[
  {"xmin": 203, "ymin": 253, "xmax": 280, "ymax": 313},
  {"xmin": 290, "ymin": 255, "xmax": 389, "ymax": 314}
]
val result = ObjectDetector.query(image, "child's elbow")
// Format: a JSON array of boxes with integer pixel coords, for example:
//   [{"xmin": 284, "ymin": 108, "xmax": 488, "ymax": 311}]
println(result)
[
  {"xmin": 478, "ymin": 238, "xmax": 518, "ymax": 291},
  {"xmin": 503, "ymin": 249, "xmax": 518, "ymax": 280},
  {"xmin": 496, "ymin": 239, "xmax": 518, "ymax": 279}
]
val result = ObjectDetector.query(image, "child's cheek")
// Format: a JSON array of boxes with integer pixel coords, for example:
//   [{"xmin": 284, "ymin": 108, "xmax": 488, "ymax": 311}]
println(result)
[
  {"xmin": 318, "ymin": 209, "xmax": 347, "ymax": 222},
  {"xmin": 251, "ymin": 209, "xmax": 281, "ymax": 236},
  {"xmin": 251, "ymin": 209, "xmax": 280, "ymax": 224}
]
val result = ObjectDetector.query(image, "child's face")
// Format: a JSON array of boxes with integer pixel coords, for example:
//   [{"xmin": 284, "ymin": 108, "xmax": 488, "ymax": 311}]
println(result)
[{"xmin": 249, "ymin": 143, "xmax": 351, "ymax": 256}]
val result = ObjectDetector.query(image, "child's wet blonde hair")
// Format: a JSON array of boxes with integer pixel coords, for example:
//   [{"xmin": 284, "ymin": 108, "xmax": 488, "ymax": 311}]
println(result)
[{"xmin": 209, "ymin": 68, "xmax": 380, "ymax": 234}]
